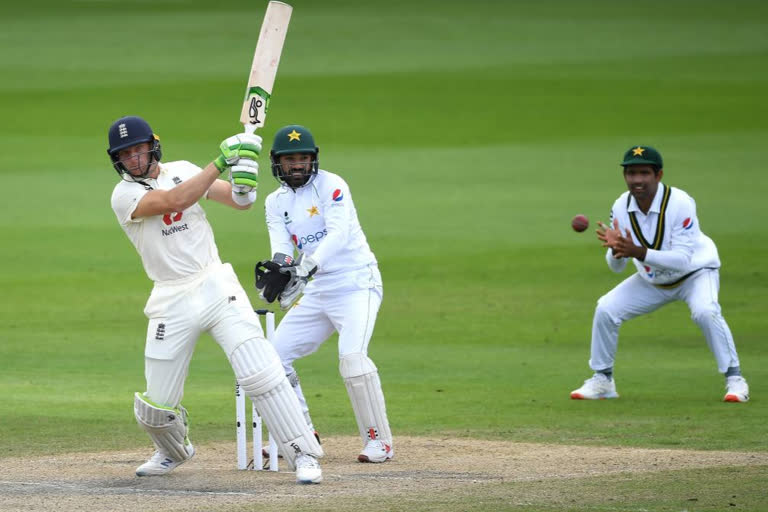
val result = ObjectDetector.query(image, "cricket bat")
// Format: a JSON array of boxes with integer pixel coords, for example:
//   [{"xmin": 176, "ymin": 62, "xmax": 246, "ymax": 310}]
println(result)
[{"xmin": 239, "ymin": 1, "xmax": 292, "ymax": 134}]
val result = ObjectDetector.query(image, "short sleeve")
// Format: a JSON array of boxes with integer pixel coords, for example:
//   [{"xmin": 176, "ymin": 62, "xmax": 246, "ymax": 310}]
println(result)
[{"xmin": 111, "ymin": 184, "xmax": 148, "ymax": 225}]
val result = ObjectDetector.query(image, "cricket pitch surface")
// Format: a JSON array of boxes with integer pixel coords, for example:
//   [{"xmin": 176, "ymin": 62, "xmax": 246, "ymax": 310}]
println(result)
[{"xmin": 1, "ymin": 436, "xmax": 766, "ymax": 511}]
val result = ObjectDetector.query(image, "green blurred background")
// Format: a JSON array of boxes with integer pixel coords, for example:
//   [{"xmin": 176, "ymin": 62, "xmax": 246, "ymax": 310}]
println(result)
[{"xmin": 1, "ymin": 0, "xmax": 766, "ymax": 459}]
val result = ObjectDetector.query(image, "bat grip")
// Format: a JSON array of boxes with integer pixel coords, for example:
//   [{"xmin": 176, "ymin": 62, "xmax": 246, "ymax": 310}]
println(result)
[{"xmin": 243, "ymin": 124, "xmax": 258, "ymax": 135}]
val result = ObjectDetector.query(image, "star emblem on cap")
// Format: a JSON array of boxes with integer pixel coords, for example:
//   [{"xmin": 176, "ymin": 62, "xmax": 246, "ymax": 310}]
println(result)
[
  {"xmin": 288, "ymin": 129, "xmax": 301, "ymax": 141},
  {"xmin": 307, "ymin": 205, "xmax": 319, "ymax": 217},
  {"xmin": 632, "ymin": 146, "xmax": 645, "ymax": 156}
]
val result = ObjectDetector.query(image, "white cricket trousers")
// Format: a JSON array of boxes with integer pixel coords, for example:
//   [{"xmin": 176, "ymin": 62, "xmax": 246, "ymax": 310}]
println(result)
[
  {"xmin": 590, "ymin": 269, "xmax": 740, "ymax": 373},
  {"xmin": 271, "ymin": 269, "xmax": 383, "ymax": 423},
  {"xmin": 142, "ymin": 263, "xmax": 264, "ymax": 407}
]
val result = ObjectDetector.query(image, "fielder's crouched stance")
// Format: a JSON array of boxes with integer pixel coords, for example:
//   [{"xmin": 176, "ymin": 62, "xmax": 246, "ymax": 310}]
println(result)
[
  {"xmin": 108, "ymin": 116, "xmax": 323, "ymax": 484},
  {"xmin": 255, "ymin": 125, "xmax": 393, "ymax": 463},
  {"xmin": 571, "ymin": 145, "xmax": 749, "ymax": 403}
]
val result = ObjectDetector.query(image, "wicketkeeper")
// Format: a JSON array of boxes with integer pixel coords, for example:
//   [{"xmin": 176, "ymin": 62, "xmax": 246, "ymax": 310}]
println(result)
[{"xmin": 255, "ymin": 125, "xmax": 394, "ymax": 463}]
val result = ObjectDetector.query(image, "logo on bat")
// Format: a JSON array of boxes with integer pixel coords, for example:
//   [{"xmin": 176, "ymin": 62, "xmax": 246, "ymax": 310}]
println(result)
[{"xmin": 248, "ymin": 97, "xmax": 263, "ymax": 125}]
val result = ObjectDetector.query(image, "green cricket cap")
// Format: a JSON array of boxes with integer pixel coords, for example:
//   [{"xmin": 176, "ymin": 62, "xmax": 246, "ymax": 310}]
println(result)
[
  {"xmin": 271, "ymin": 125, "xmax": 318, "ymax": 156},
  {"xmin": 621, "ymin": 145, "xmax": 663, "ymax": 168}
]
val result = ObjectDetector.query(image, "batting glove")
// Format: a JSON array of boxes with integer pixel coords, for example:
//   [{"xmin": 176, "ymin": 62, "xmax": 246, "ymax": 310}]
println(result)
[
  {"xmin": 229, "ymin": 158, "xmax": 259, "ymax": 195},
  {"xmin": 214, "ymin": 133, "xmax": 263, "ymax": 172}
]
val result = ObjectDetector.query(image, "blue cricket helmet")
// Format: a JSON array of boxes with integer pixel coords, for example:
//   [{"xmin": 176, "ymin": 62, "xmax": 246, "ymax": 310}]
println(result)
[
  {"xmin": 106, "ymin": 116, "xmax": 162, "ymax": 180},
  {"xmin": 107, "ymin": 116, "xmax": 160, "ymax": 156}
]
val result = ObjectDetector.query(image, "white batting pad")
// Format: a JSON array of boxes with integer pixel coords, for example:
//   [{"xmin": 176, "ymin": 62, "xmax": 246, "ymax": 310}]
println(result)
[
  {"xmin": 340, "ymin": 353, "xmax": 393, "ymax": 445},
  {"xmin": 251, "ymin": 380, "xmax": 324, "ymax": 469},
  {"xmin": 231, "ymin": 337, "xmax": 322, "ymax": 469},
  {"xmin": 133, "ymin": 393, "xmax": 193, "ymax": 462},
  {"xmin": 230, "ymin": 337, "xmax": 284, "ymax": 396}
]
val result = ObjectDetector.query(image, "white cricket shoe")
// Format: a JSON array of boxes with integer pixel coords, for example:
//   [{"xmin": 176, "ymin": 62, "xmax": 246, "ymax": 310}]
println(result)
[
  {"xmin": 724, "ymin": 376, "xmax": 749, "ymax": 402},
  {"xmin": 358, "ymin": 440, "xmax": 394, "ymax": 463},
  {"xmin": 136, "ymin": 444, "xmax": 195, "ymax": 476},
  {"xmin": 295, "ymin": 454, "xmax": 322, "ymax": 484},
  {"xmin": 570, "ymin": 373, "xmax": 619, "ymax": 400}
]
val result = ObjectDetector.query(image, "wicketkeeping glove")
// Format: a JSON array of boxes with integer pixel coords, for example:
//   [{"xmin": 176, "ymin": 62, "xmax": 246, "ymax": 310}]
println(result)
[
  {"xmin": 278, "ymin": 254, "xmax": 318, "ymax": 310},
  {"xmin": 214, "ymin": 133, "xmax": 263, "ymax": 172},
  {"xmin": 254, "ymin": 253, "xmax": 295, "ymax": 303},
  {"xmin": 229, "ymin": 158, "xmax": 259, "ymax": 195}
]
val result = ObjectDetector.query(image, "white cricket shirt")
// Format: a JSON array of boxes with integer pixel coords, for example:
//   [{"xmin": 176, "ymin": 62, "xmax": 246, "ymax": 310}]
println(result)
[
  {"xmin": 111, "ymin": 161, "xmax": 221, "ymax": 282},
  {"xmin": 606, "ymin": 183, "xmax": 720, "ymax": 285},
  {"xmin": 264, "ymin": 170, "xmax": 377, "ymax": 292}
]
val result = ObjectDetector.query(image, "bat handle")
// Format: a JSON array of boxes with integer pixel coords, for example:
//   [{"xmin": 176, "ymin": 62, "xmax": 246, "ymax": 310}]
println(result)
[{"xmin": 243, "ymin": 123, "xmax": 258, "ymax": 136}]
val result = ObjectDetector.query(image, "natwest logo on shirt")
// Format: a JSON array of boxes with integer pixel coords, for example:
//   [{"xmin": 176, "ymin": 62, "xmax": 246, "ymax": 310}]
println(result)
[
  {"xmin": 292, "ymin": 229, "xmax": 328, "ymax": 248},
  {"xmin": 162, "ymin": 223, "xmax": 189, "ymax": 236},
  {"xmin": 161, "ymin": 211, "xmax": 188, "ymax": 236}
]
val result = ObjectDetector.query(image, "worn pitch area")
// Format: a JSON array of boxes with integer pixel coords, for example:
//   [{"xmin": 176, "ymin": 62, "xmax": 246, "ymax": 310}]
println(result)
[{"xmin": 1, "ymin": 436, "xmax": 766, "ymax": 511}]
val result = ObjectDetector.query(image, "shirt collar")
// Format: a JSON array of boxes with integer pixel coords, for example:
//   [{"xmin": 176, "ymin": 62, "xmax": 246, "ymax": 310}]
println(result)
[{"xmin": 627, "ymin": 183, "xmax": 665, "ymax": 214}]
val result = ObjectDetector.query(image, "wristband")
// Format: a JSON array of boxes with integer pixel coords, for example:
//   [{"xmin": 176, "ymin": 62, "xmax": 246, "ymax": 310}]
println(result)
[
  {"xmin": 231, "ymin": 189, "xmax": 257, "ymax": 205},
  {"xmin": 214, "ymin": 155, "xmax": 228, "ymax": 172}
]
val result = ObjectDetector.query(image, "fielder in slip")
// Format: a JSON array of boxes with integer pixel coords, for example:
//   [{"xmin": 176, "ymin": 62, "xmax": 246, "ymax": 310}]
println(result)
[
  {"xmin": 570, "ymin": 145, "xmax": 750, "ymax": 403},
  {"xmin": 257, "ymin": 125, "xmax": 394, "ymax": 463},
  {"xmin": 107, "ymin": 116, "xmax": 323, "ymax": 484}
]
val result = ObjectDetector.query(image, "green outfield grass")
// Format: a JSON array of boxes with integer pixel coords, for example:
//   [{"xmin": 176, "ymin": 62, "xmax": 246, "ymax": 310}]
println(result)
[{"xmin": 1, "ymin": 1, "xmax": 767, "ymax": 509}]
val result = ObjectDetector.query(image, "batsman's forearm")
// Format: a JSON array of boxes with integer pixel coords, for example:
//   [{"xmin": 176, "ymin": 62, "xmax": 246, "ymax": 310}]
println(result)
[{"xmin": 166, "ymin": 163, "xmax": 222, "ymax": 211}]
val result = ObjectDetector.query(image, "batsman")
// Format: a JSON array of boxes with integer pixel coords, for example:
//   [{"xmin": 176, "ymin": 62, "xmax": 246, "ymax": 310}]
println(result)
[
  {"xmin": 107, "ymin": 116, "xmax": 323, "ymax": 483},
  {"xmin": 255, "ymin": 124, "xmax": 394, "ymax": 463}
]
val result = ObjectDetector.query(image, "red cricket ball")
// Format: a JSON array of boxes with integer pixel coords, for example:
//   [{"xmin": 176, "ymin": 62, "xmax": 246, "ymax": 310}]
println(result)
[{"xmin": 571, "ymin": 214, "xmax": 589, "ymax": 232}]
